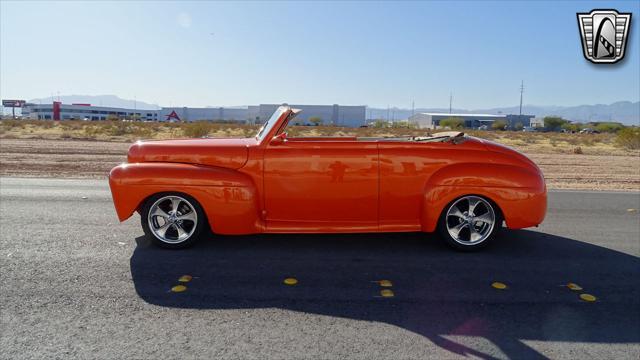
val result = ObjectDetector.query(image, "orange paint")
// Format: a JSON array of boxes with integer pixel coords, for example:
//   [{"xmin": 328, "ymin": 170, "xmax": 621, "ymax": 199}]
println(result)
[{"xmin": 109, "ymin": 106, "xmax": 546, "ymax": 235}]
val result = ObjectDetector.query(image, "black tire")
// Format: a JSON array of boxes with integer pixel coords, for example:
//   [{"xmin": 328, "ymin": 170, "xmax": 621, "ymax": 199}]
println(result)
[
  {"xmin": 437, "ymin": 195, "xmax": 503, "ymax": 252},
  {"xmin": 140, "ymin": 192, "xmax": 207, "ymax": 249}
]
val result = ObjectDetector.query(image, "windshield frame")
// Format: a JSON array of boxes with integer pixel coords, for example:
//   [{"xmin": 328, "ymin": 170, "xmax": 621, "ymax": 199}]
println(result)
[{"xmin": 255, "ymin": 106, "xmax": 289, "ymax": 143}]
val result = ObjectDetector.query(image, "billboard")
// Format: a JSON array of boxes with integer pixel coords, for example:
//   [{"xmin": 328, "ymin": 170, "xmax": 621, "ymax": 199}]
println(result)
[{"xmin": 2, "ymin": 99, "xmax": 26, "ymax": 107}]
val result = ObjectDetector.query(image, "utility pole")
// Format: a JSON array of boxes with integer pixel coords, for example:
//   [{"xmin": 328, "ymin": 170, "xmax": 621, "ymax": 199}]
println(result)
[
  {"xmin": 519, "ymin": 80, "xmax": 524, "ymax": 116},
  {"xmin": 387, "ymin": 105, "xmax": 390, "ymax": 121},
  {"xmin": 449, "ymin": 93, "xmax": 452, "ymax": 114},
  {"xmin": 411, "ymin": 100, "xmax": 415, "ymax": 117}
]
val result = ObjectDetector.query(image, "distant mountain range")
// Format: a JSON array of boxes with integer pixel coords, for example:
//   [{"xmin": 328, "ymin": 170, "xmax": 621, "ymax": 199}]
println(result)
[
  {"xmin": 24, "ymin": 95, "xmax": 639, "ymax": 125},
  {"xmin": 370, "ymin": 101, "xmax": 639, "ymax": 125},
  {"xmin": 28, "ymin": 95, "xmax": 161, "ymax": 110}
]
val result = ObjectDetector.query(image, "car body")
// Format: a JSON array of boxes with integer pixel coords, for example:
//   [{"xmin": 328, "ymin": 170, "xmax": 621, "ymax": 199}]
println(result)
[{"xmin": 109, "ymin": 106, "xmax": 546, "ymax": 250}]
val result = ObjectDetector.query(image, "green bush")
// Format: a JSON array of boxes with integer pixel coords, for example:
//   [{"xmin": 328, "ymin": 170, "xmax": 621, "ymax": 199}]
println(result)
[
  {"xmin": 308, "ymin": 116, "xmax": 323, "ymax": 126},
  {"xmin": 440, "ymin": 117, "xmax": 464, "ymax": 129},
  {"xmin": 616, "ymin": 127, "xmax": 640, "ymax": 149},
  {"xmin": 182, "ymin": 121, "xmax": 212, "ymax": 138},
  {"xmin": 491, "ymin": 119, "xmax": 507, "ymax": 131},
  {"xmin": 594, "ymin": 122, "xmax": 624, "ymax": 133},
  {"xmin": 544, "ymin": 116, "xmax": 568, "ymax": 131},
  {"xmin": 561, "ymin": 122, "xmax": 583, "ymax": 132}
]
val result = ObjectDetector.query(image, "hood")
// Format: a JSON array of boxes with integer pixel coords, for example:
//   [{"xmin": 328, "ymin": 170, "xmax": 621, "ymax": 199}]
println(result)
[{"xmin": 127, "ymin": 138, "xmax": 255, "ymax": 169}]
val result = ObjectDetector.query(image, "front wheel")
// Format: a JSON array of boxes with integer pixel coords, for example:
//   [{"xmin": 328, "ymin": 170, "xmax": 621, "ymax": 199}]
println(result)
[
  {"xmin": 437, "ymin": 195, "xmax": 502, "ymax": 251},
  {"xmin": 140, "ymin": 193, "xmax": 206, "ymax": 249}
]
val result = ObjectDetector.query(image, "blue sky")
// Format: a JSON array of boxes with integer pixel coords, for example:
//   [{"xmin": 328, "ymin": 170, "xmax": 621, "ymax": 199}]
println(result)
[{"xmin": 1, "ymin": 0, "xmax": 639, "ymax": 109}]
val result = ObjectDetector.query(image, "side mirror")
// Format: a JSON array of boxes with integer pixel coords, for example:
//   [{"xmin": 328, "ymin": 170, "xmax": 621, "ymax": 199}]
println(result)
[{"xmin": 270, "ymin": 132, "xmax": 288, "ymax": 146}]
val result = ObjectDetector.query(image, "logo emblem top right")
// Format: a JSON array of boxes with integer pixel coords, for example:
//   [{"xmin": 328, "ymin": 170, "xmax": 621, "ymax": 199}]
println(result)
[{"xmin": 577, "ymin": 9, "xmax": 632, "ymax": 64}]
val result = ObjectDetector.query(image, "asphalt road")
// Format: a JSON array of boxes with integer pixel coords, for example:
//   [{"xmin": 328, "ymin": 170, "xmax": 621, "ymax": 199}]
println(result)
[{"xmin": 1, "ymin": 177, "xmax": 639, "ymax": 360}]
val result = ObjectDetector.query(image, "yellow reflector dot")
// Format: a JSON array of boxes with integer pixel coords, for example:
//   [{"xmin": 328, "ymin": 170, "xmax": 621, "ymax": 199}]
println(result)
[
  {"xmin": 380, "ymin": 289, "xmax": 394, "ymax": 297},
  {"xmin": 283, "ymin": 278, "xmax": 298, "ymax": 285},
  {"xmin": 492, "ymin": 282, "xmax": 508, "ymax": 290},
  {"xmin": 567, "ymin": 283, "xmax": 582, "ymax": 291},
  {"xmin": 580, "ymin": 293, "xmax": 597, "ymax": 302},
  {"xmin": 378, "ymin": 280, "xmax": 393, "ymax": 287},
  {"xmin": 178, "ymin": 275, "xmax": 192, "ymax": 283},
  {"xmin": 627, "ymin": 208, "xmax": 637, "ymax": 213},
  {"xmin": 171, "ymin": 285, "xmax": 187, "ymax": 293}
]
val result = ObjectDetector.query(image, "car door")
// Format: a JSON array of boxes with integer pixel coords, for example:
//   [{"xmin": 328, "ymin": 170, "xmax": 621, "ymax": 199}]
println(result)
[{"xmin": 263, "ymin": 138, "xmax": 379, "ymax": 231}]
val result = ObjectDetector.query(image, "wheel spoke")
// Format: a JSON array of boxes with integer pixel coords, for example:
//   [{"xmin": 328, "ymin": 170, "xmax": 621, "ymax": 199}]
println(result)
[
  {"xmin": 468, "ymin": 198, "xmax": 480, "ymax": 216},
  {"xmin": 155, "ymin": 223, "xmax": 170, "ymax": 238},
  {"xmin": 174, "ymin": 223, "xmax": 187, "ymax": 238},
  {"xmin": 469, "ymin": 225, "xmax": 482, "ymax": 242},
  {"xmin": 449, "ymin": 221, "xmax": 468, "ymax": 239},
  {"xmin": 177, "ymin": 211, "xmax": 196, "ymax": 222},
  {"xmin": 474, "ymin": 212, "xmax": 494, "ymax": 225},
  {"xmin": 150, "ymin": 207, "xmax": 169, "ymax": 220},
  {"xmin": 448, "ymin": 205, "xmax": 465, "ymax": 220},
  {"xmin": 170, "ymin": 197, "xmax": 182, "ymax": 213}
]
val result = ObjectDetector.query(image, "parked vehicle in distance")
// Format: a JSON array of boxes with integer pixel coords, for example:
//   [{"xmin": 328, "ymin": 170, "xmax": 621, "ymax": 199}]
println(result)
[
  {"xmin": 580, "ymin": 128, "xmax": 600, "ymax": 134},
  {"xmin": 109, "ymin": 106, "xmax": 547, "ymax": 251},
  {"xmin": 522, "ymin": 126, "xmax": 538, "ymax": 132}
]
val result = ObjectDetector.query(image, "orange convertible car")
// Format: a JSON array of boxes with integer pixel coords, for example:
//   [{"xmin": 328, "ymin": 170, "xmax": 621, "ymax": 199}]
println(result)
[{"xmin": 109, "ymin": 106, "xmax": 546, "ymax": 251}]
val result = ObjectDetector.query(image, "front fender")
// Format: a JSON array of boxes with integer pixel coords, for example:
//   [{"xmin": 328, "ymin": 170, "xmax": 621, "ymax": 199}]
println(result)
[
  {"xmin": 421, "ymin": 163, "xmax": 546, "ymax": 232},
  {"xmin": 109, "ymin": 162, "xmax": 262, "ymax": 234}
]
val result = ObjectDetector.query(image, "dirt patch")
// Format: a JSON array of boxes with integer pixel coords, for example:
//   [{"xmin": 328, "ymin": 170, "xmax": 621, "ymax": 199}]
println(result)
[{"xmin": 1, "ymin": 138, "xmax": 638, "ymax": 191}]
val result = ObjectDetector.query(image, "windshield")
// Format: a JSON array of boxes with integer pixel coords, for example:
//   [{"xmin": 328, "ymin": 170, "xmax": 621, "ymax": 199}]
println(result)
[{"xmin": 256, "ymin": 107, "xmax": 288, "ymax": 142}]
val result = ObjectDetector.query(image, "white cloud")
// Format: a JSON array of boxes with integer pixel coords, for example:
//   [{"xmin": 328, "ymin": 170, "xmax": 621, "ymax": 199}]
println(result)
[{"xmin": 177, "ymin": 12, "xmax": 191, "ymax": 28}]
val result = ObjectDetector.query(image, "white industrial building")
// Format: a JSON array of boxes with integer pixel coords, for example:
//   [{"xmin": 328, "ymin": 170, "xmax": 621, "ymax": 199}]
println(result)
[
  {"xmin": 18, "ymin": 102, "xmax": 367, "ymax": 126},
  {"xmin": 409, "ymin": 112, "xmax": 534, "ymax": 129},
  {"xmin": 21, "ymin": 103, "xmax": 159, "ymax": 121}
]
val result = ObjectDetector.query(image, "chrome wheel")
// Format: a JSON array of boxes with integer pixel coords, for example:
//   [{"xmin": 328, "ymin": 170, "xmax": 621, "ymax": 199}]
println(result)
[
  {"xmin": 147, "ymin": 195, "xmax": 198, "ymax": 244},
  {"xmin": 445, "ymin": 196, "xmax": 496, "ymax": 246}
]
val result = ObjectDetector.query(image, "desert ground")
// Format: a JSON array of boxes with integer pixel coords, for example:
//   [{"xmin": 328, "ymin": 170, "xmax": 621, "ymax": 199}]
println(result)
[{"xmin": 0, "ymin": 120, "xmax": 638, "ymax": 191}]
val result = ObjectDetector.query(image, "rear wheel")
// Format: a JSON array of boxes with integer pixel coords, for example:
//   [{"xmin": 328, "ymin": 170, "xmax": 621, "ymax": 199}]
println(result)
[
  {"xmin": 141, "ymin": 193, "xmax": 206, "ymax": 249},
  {"xmin": 437, "ymin": 195, "xmax": 502, "ymax": 251}
]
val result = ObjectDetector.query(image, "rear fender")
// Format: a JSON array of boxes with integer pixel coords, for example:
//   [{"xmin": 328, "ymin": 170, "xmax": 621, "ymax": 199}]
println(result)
[
  {"xmin": 421, "ymin": 163, "xmax": 546, "ymax": 232},
  {"xmin": 109, "ymin": 162, "xmax": 262, "ymax": 234}
]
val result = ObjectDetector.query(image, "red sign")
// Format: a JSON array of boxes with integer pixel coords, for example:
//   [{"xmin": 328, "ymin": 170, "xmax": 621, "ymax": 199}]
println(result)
[
  {"xmin": 165, "ymin": 110, "xmax": 181, "ymax": 121},
  {"xmin": 53, "ymin": 101, "xmax": 61, "ymax": 121}
]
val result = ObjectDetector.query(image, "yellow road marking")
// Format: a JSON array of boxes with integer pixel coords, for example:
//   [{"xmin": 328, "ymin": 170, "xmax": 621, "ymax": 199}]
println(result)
[
  {"xmin": 567, "ymin": 283, "xmax": 583, "ymax": 291},
  {"xmin": 171, "ymin": 285, "xmax": 187, "ymax": 293},
  {"xmin": 178, "ymin": 275, "xmax": 193, "ymax": 283},
  {"xmin": 283, "ymin": 278, "xmax": 298, "ymax": 285},
  {"xmin": 380, "ymin": 289, "xmax": 394, "ymax": 297},
  {"xmin": 492, "ymin": 282, "xmax": 508, "ymax": 290},
  {"xmin": 580, "ymin": 293, "xmax": 597, "ymax": 302}
]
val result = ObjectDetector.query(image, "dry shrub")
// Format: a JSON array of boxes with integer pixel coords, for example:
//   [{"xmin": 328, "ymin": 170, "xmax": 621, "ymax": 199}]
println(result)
[
  {"xmin": 182, "ymin": 122, "xmax": 213, "ymax": 138},
  {"xmin": 573, "ymin": 146, "xmax": 583, "ymax": 154},
  {"xmin": 0, "ymin": 119, "xmax": 24, "ymax": 129},
  {"xmin": 616, "ymin": 127, "xmax": 640, "ymax": 150}
]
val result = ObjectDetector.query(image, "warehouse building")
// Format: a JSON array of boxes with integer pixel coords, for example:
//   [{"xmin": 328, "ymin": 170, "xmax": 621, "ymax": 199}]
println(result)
[
  {"xmin": 18, "ymin": 102, "xmax": 367, "ymax": 126},
  {"xmin": 408, "ymin": 112, "xmax": 534, "ymax": 129},
  {"xmin": 252, "ymin": 104, "xmax": 366, "ymax": 127},
  {"xmin": 21, "ymin": 102, "xmax": 159, "ymax": 121}
]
